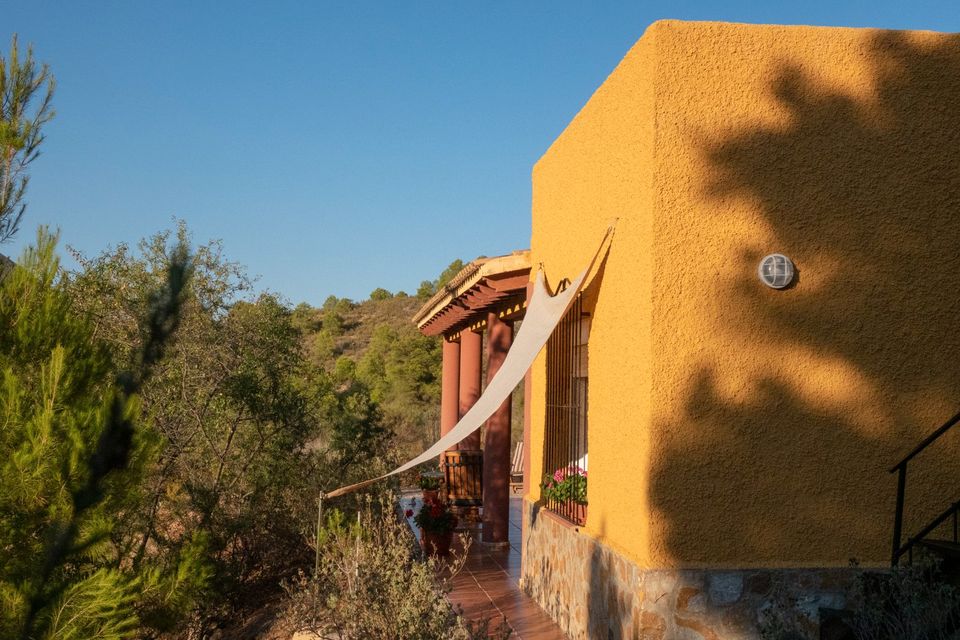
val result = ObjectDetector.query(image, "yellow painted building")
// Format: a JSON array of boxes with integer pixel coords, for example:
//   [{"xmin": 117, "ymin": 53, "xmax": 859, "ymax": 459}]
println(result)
[{"xmin": 521, "ymin": 20, "xmax": 960, "ymax": 638}]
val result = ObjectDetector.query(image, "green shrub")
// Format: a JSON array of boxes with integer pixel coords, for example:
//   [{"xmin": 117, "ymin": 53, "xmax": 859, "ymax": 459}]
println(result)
[
  {"xmin": 759, "ymin": 557, "xmax": 960, "ymax": 640},
  {"xmin": 850, "ymin": 557, "xmax": 960, "ymax": 640},
  {"xmin": 285, "ymin": 495, "xmax": 509, "ymax": 639}
]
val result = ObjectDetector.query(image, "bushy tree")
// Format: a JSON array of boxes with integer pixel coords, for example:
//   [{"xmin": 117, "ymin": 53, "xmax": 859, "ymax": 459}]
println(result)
[
  {"xmin": 314, "ymin": 358, "xmax": 391, "ymax": 468},
  {"xmin": 66, "ymin": 222, "xmax": 397, "ymax": 633},
  {"xmin": 416, "ymin": 259, "xmax": 465, "ymax": 300},
  {"xmin": 291, "ymin": 301, "xmax": 320, "ymax": 334},
  {"xmin": 369, "ymin": 287, "xmax": 392, "ymax": 301}
]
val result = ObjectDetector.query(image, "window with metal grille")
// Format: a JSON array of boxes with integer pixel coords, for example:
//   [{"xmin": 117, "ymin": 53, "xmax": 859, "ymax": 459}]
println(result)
[{"xmin": 542, "ymin": 292, "xmax": 589, "ymax": 526}]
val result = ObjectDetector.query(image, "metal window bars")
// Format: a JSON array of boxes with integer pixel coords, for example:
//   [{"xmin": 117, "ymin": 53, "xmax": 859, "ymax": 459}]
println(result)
[{"xmin": 543, "ymin": 292, "xmax": 588, "ymax": 526}]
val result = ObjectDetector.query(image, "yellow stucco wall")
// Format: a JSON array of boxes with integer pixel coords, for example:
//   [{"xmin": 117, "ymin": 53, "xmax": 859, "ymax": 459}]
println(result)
[{"xmin": 529, "ymin": 20, "xmax": 960, "ymax": 569}]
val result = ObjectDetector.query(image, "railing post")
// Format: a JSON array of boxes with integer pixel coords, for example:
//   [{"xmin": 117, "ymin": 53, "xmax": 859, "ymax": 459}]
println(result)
[{"xmin": 892, "ymin": 464, "xmax": 907, "ymax": 565}]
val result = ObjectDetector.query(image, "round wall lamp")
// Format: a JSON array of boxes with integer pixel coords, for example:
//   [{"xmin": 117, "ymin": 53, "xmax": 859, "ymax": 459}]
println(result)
[{"xmin": 758, "ymin": 254, "xmax": 795, "ymax": 289}]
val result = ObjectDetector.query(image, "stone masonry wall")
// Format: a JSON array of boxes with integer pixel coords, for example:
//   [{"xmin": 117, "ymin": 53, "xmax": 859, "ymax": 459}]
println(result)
[{"xmin": 520, "ymin": 499, "xmax": 859, "ymax": 639}]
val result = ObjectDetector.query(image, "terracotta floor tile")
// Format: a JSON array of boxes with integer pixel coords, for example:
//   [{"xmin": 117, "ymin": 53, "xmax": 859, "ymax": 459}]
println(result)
[{"xmin": 403, "ymin": 493, "xmax": 567, "ymax": 640}]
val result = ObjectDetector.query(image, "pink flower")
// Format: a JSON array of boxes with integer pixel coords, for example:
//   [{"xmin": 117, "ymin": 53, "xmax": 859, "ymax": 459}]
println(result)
[
  {"xmin": 553, "ymin": 465, "xmax": 587, "ymax": 482},
  {"xmin": 405, "ymin": 509, "xmax": 414, "ymax": 518}
]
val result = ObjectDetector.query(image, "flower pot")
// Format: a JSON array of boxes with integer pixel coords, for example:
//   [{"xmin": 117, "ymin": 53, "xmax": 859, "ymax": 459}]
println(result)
[
  {"xmin": 422, "ymin": 489, "xmax": 440, "ymax": 505},
  {"xmin": 420, "ymin": 528, "xmax": 453, "ymax": 557}
]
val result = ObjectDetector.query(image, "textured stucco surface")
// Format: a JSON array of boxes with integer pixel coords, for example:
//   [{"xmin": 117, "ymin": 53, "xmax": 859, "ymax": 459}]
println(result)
[
  {"xmin": 528, "ymin": 20, "xmax": 960, "ymax": 570},
  {"xmin": 528, "ymin": 21, "xmax": 657, "ymax": 567}
]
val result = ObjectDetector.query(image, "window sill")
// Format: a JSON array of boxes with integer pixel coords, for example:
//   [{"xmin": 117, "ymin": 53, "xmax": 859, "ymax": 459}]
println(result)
[{"xmin": 540, "ymin": 503, "xmax": 587, "ymax": 531}]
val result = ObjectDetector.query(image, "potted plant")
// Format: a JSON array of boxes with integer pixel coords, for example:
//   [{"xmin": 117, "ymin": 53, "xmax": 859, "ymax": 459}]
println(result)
[
  {"xmin": 541, "ymin": 465, "xmax": 588, "ymax": 523},
  {"xmin": 414, "ymin": 500, "xmax": 458, "ymax": 556},
  {"xmin": 418, "ymin": 471, "xmax": 443, "ymax": 505}
]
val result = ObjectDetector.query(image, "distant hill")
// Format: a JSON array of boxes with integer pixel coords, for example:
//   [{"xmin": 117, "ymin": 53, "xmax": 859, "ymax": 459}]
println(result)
[
  {"xmin": 290, "ymin": 261, "xmax": 465, "ymax": 458},
  {"xmin": 319, "ymin": 294, "xmax": 424, "ymax": 362},
  {"xmin": 290, "ymin": 257, "xmax": 523, "ymax": 462}
]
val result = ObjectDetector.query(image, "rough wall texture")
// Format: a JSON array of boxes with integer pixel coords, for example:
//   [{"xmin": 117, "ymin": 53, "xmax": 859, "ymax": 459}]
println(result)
[
  {"xmin": 520, "ymin": 499, "xmax": 856, "ymax": 640},
  {"xmin": 529, "ymin": 18, "xmax": 960, "ymax": 574},
  {"xmin": 528, "ymin": 21, "xmax": 657, "ymax": 567}
]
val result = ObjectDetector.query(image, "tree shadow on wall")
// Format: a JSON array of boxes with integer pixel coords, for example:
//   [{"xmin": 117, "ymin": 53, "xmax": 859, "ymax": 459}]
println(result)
[{"xmin": 650, "ymin": 31, "xmax": 960, "ymax": 569}]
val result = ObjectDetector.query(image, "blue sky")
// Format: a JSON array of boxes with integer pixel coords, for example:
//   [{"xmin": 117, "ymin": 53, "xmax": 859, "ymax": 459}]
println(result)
[{"xmin": 4, "ymin": 1, "xmax": 959, "ymax": 304}]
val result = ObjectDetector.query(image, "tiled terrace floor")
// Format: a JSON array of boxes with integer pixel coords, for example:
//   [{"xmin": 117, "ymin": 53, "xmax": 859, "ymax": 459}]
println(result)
[{"xmin": 402, "ymin": 494, "xmax": 567, "ymax": 640}]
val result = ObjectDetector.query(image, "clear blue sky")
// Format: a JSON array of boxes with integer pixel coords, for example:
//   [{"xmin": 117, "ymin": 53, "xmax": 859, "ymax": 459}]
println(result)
[{"xmin": 4, "ymin": 1, "xmax": 958, "ymax": 304}]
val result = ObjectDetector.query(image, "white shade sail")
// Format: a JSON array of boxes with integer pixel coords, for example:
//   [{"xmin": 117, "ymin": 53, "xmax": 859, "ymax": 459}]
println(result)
[{"xmin": 325, "ymin": 226, "xmax": 613, "ymax": 499}]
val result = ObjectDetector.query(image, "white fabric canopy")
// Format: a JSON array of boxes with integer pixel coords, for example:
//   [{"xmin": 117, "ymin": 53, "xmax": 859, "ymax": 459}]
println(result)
[{"xmin": 325, "ymin": 227, "xmax": 613, "ymax": 498}]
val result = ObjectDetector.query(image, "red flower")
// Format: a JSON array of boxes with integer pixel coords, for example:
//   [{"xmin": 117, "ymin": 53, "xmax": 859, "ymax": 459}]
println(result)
[{"xmin": 404, "ymin": 509, "xmax": 414, "ymax": 518}]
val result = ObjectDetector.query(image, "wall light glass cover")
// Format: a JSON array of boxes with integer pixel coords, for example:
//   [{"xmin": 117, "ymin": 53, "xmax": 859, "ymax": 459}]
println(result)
[{"xmin": 758, "ymin": 254, "xmax": 795, "ymax": 289}]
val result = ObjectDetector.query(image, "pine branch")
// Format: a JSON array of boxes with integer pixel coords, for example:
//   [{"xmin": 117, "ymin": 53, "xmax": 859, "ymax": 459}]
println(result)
[{"xmin": 0, "ymin": 34, "xmax": 55, "ymax": 243}]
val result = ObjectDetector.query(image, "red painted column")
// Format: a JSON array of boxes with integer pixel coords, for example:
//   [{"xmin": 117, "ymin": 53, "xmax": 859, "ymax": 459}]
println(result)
[
  {"xmin": 522, "ymin": 349, "xmax": 532, "ymax": 496},
  {"xmin": 458, "ymin": 329, "xmax": 482, "ymax": 450},
  {"xmin": 483, "ymin": 312, "xmax": 513, "ymax": 544},
  {"xmin": 440, "ymin": 337, "xmax": 460, "ymax": 462}
]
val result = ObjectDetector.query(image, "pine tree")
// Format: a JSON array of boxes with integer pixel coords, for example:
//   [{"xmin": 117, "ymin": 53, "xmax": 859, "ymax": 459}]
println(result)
[
  {"xmin": 0, "ymin": 35, "xmax": 55, "ymax": 242},
  {"xmin": 0, "ymin": 229, "xmax": 207, "ymax": 639}
]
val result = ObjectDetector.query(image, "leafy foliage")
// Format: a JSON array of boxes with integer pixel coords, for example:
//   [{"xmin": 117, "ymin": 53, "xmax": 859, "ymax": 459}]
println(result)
[
  {"xmin": 369, "ymin": 287, "xmax": 393, "ymax": 301},
  {"xmin": 417, "ymin": 472, "xmax": 442, "ymax": 491},
  {"xmin": 413, "ymin": 502, "xmax": 458, "ymax": 533},
  {"xmin": 61, "ymin": 222, "xmax": 404, "ymax": 634},
  {"xmin": 62, "ymin": 226, "xmax": 297, "ymax": 630},
  {"xmin": 0, "ymin": 220, "xmax": 469, "ymax": 640},
  {"xmin": 357, "ymin": 324, "xmax": 441, "ymax": 458},
  {"xmin": 850, "ymin": 558, "xmax": 960, "ymax": 640}
]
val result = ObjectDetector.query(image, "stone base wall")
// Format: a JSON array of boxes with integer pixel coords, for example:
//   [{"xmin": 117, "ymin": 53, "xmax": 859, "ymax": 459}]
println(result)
[{"xmin": 520, "ymin": 499, "xmax": 858, "ymax": 640}]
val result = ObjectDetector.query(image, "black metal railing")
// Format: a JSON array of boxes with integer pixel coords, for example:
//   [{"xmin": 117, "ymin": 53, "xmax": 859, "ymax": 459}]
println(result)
[
  {"xmin": 890, "ymin": 409, "xmax": 960, "ymax": 565},
  {"xmin": 542, "ymin": 293, "xmax": 588, "ymax": 526}
]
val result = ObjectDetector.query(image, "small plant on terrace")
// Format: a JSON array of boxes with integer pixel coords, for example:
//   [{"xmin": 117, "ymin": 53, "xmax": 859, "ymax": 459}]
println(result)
[
  {"xmin": 414, "ymin": 500, "xmax": 458, "ymax": 533},
  {"xmin": 418, "ymin": 470, "xmax": 443, "ymax": 491}
]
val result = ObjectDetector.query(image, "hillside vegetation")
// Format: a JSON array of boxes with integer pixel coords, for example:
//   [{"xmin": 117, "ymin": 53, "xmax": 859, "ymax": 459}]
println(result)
[{"xmin": 290, "ymin": 260, "xmax": 465, "ymax": 459}]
